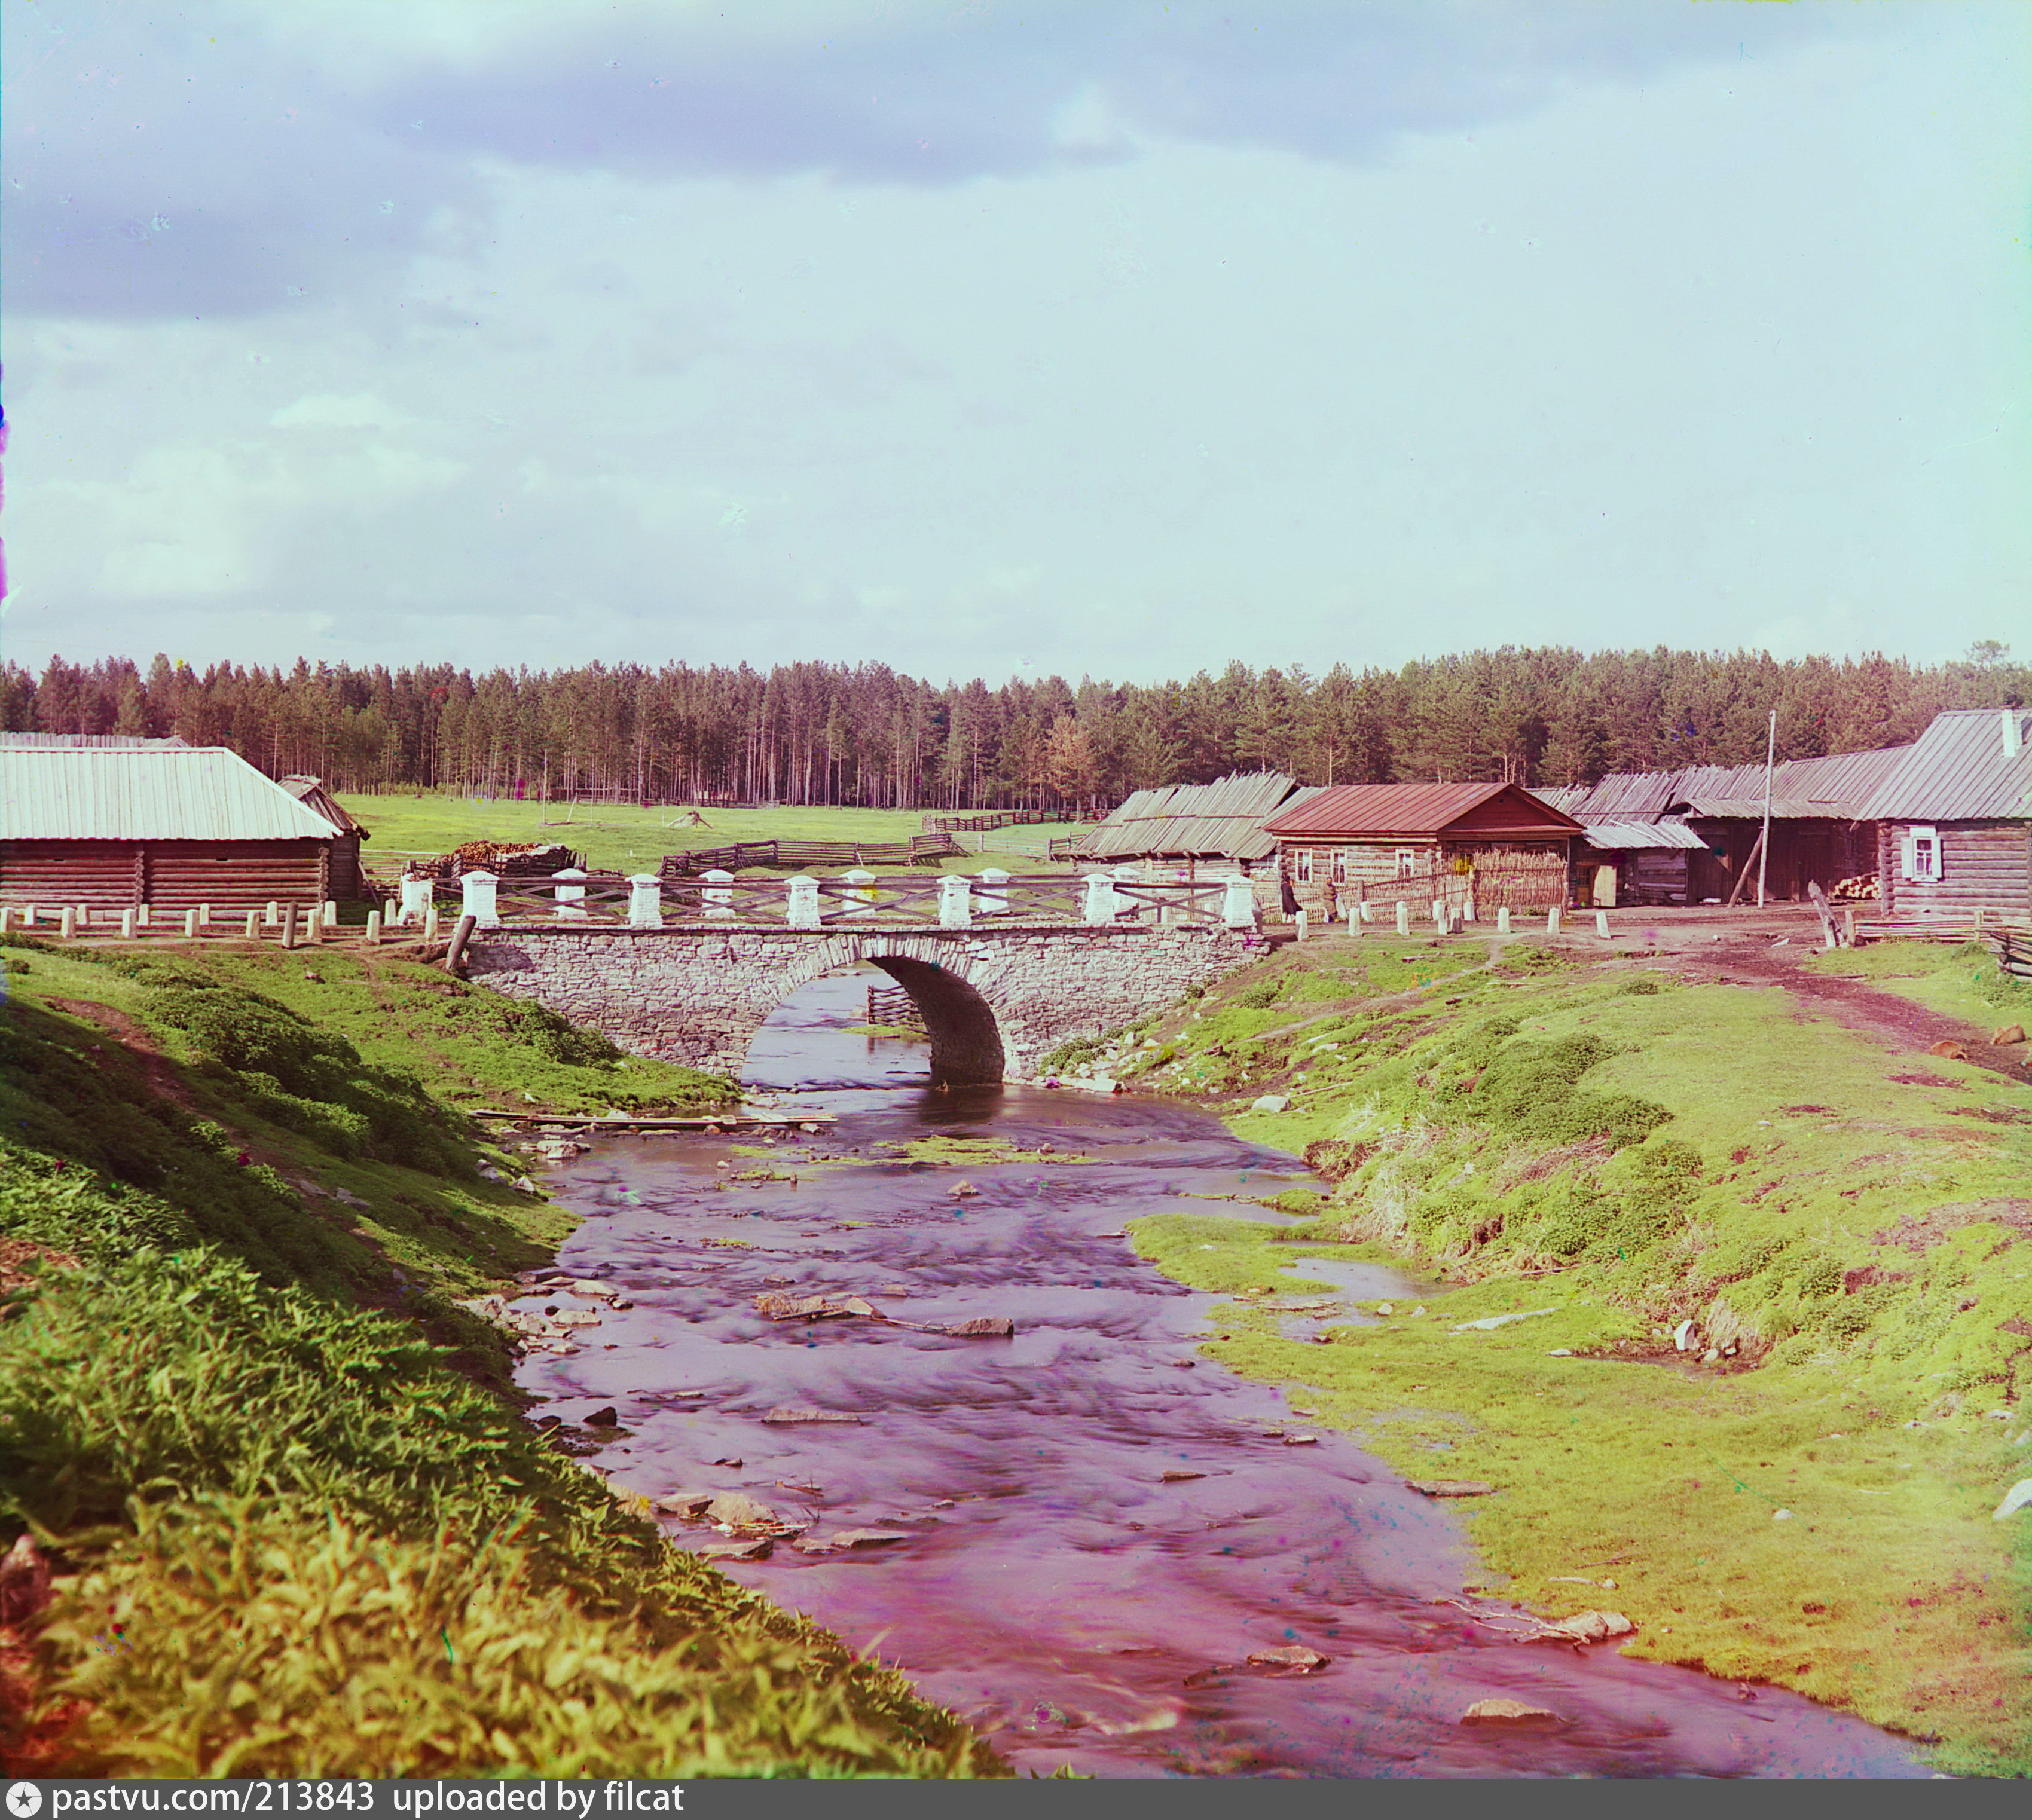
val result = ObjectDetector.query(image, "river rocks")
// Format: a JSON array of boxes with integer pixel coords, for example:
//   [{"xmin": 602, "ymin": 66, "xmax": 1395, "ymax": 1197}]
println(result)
[
  {"xmin": 1282, "ymin": 1434, "xmax": 1318, "ymax": 1446},
  {"xmin": 1407, "ymin": 1480, "xmax": 1494, "ymax": 1497},
  {"xmin": 553, "ymin": 1310, "xmax": 603, "ymax": 1328},
  {"xmin": 943, "ymin": 1316, "xmax": 1015, "ymax": 1338},
  {"xmin": 1250, "ymin": 1094, "xmax": 1291, "ymax": 1113},
  {"xmin": 1535, "ymin": 1610, "xmax": 1634, "ymax": 1646},
  {"xmin": 1994, "ymin": 1024, "xmax": 2027, "ymax": 1047},
  {"xmin": 828, "ymin": 1528, "xmax": 910, "ymax": 1549},
  {"xmin": 583, "ymin": 1406, "xmax": 620, "ymax": 1427},
  {"xmin": 1160, "ymin": 1469, "xmax": 1207, "ymax": 1482},
  {"xmin": 1673, "ymin": 1318, "xmax": 1697, "ymax": 1351},
  {"xmin": 703, "ymin": 1491, "xmax": 782, "ymax": 1532},
  {"xmin": 762, "ymin": 1406, "xmax": 868, "ymax": 1424},
  {"xmin": 1246, "ymin": 1645, "xmax": 1330, "ymax": 1672},
  {"xmin": 655, "ymin": 1491, "xmax": 716, "ymax": 1517},
  {"xmin": 1927, "ymin": 1039, "xmax": 1969, "ymax": 1060},
  {"xmin": 698, "ymin": 1537, "xmax": 774, "ymax": 1561},
  {"xmin": 1461, "ymin": 1698, "xmax": 1563, "ymax": 1728},
  {"xmin": 1993, "ymin": 1479, "xmax": 2032, "ymax": 1520},
  {"xmin": 754, "ymin": 1290, "xmax": 873, "ymax": 1322},
  {"xmin": 1453, "ymin": 1307, "xmax": 1556, "ymax": 1333}
]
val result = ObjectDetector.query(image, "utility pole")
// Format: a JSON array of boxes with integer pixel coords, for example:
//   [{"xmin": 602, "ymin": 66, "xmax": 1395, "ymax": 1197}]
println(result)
[{"xmin": 1757, "ymin": 708, "xmax": 1776, "ymax": 909}]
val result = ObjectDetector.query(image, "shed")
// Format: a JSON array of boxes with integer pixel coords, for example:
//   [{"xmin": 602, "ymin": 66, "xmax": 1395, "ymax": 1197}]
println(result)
[
  {"xmin": 280, "ymin": 776, "xmax": 369, "ymax": 899},
  {"xmin": 1857, "ymin": 708, "xmax": 2031, "ymax": 925},
  {"xmin": 0, "ymin": 742, "xmax": 343, "ymax": 914},
  {"xmin": 1261, "ymin": 782, "xmax": 1580, "ymax": 918},
  {"xmin": 1074, "ymin": 772, "xmax": 1322, "ymax": 876},
  {"xmin": 1543, "ymin": 742, "xmax": 1912, "ymax": 906}
]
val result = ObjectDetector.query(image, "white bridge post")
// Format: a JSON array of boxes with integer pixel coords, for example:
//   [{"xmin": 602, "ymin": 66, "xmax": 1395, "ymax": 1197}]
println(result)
[
  {"xmin": 1395, "ymin": 901, "xmax": 1411, "ymax": 937},
  {"xmin": 842, "ymin": 867, "xmax": 878, "ymax": 910},
  {"xmin": 1083, "ymin": 871, "xmax": 1117, "ymax": 926},
  {"xmin": 628, "ymin": 874, "xmax": 664, "ymax": 928},
  {"xmin": 938, "ymin": 873, "xmax": 973, "ymax": 928},
  {"xmin": 551, "ymin": 868, "xmax": 589, "ymax": 920},
  {"xmin": 702, "ymin": 868, "xmax": 736, "ymax": 919},
  {"xmin": 1221, "ymin": 873, "xmax": 1256, "ymax": 929},
  {"xmin": 1111, "ymin": 865, "xmax": 1142, "ymax": 922},
  {"xmin": 396, "ymin": 876, "xmax": 432, "ymax": 928},
  {"xmin": 786, "ymin": 875, "xmax": 822, "ymax": 929},
  {"xmin": 460, "ymin": 870, "xmax": 501, "ymax": 929},
  {"xmin": 977, "ymin": 867, "xmax": 1012, "ymax": 916}
]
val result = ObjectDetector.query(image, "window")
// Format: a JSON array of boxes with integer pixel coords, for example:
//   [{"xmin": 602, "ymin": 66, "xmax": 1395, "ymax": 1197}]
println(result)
[
  {"xmin": 1900, "ymin": 825, "xmax": 1941, "ymax": 883},
  {"xmin": 1395, "ymin": 848, "xmax": 1417, "ymax": 878},
  {"xmin": 1293, "ymin": 849, "xmax": 1313, "ymax": 884},
  {"xmin": 1330, "ymin": 851, "xmax": 1347, "ymax": 884}
]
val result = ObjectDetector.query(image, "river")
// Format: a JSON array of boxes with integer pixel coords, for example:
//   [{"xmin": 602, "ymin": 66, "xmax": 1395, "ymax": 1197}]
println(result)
[{"xmin": 511, "ymin": 969, "xmax": 1929, "ymax": 1778}]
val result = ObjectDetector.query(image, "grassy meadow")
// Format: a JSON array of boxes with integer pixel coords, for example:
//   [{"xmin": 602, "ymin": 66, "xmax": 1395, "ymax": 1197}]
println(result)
[
  {"xmin": 1080, "ymin": 932, "xmax": 2032, "ymax": 1775},
  {"xmin": 340, "ymin": 791, "xmax": 1087, "ymax": 876}
]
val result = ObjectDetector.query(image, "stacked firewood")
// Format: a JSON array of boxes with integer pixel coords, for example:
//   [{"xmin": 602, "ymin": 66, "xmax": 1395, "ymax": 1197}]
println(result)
[{"xmin": 1828, "ymin": 874, "xmax": 1880, "ymax": 901}]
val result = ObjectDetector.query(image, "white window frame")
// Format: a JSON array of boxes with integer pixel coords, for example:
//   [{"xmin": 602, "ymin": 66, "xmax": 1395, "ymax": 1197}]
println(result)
[
  {"xmin": 1901, "ymin": 825, "xmax": 1941, "ymax": 883},
  {"xmin": 1330, "ymin": 850, "xmax": 1347, "ymax": 884},
  {"xmin": 1395, "ymin": 847, "xmax": 1417, "ymax": 878},
  {"xmin": 1293, "ymin": 849, "xmax": 1314, "ymax": 884}
]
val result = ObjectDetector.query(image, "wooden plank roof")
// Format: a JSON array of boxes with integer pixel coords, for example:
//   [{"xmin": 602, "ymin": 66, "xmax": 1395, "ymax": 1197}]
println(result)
[
  {"xmin": 1858, "ymin": 708, "xmax": 2032, "ymax": 821},
  {"xmin": 1262, "ymin": 781, "xmax": 1581, "ymax": 840},
  {"xmin": 1076, "ymin": 772, "xmax": 1320, "ymax": 861}
]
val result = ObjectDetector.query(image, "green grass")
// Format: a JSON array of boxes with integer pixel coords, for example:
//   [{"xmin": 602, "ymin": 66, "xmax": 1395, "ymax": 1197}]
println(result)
[
  {"xmin": 1808, "ymin": 938, "xmax": 2032, "ymax": 1033},
  {"xmin": 341, "ymin": 793, "xmax": 1085, "ymax": 877},
  {"xmin": 1111, "ymin": 928, "xmax": 2032, "ymax": 1774},
  {"xmin": 0, "ymin": 941, "xmax": 1003, "ymax": 1778}
]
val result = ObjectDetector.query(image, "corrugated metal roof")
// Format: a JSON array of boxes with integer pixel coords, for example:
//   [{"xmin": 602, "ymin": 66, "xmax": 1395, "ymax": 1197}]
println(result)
[
  {"xmin": 0, "ymin": 732, "xmax": 190, "ymax": 748},
  {"xmin": 1578, "ymin": 818, "xmax": 1710, "ymax": 851},
  {"xmin": 1076, "ymin": 772, "xmax": 1314, "ymax": 859},
  {"xmin": 280, "ymin": 775, "xmax": 365, "ymax": 836},
  {"xmin": 1859, "ymin": 708, "xmax": 2032, "ymax": 821},
  {"xmin": 1262, "ymin": 781, "xmax": 1578, "ymax": 839},
  {"xmin": 0, "ymin": 747, "xmax": 338, "ymax": 840}
]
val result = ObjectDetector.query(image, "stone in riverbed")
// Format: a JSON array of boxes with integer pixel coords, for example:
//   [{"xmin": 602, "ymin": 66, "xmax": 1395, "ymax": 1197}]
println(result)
[
  {"xmin": 703, "ymin": 1491, "xmax": 781, "ymax": 1531},
  {"xmin": 1406, "ymin": 1479, "xmax": 1494, "ymax": 1497},
  {"xmin": 1461, "ymin": 1698, "xmax": 1563, "ymax": 1728},
  {"xmin": 1246, "ymin": 1645, "xmax": 1330, "ymax": 1672},
  {"xmin": 1537, "ymin": 1609, "xmax": 1634, "ymax": 1645},
  {"xmin": 762, "ymin": 1406, "xmax": 867, "ymax": 1424},
  {"xmin": 1250, "ymin": 1094, "xmax": 1291, "ymax": 1113}
]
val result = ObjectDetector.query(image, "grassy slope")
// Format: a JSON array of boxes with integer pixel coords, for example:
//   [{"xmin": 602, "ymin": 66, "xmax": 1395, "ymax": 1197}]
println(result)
[
  {"xmin": 343, "ymin": 793, "xmax": 1086, "ymax": 876},
  {"xmin": 0, "ymin": 940, "xmax": 1000, "ymax": 1778},
  {"xmin": 1096, "ymin": 934, "xmax": 2032, "ymax": 1775}
]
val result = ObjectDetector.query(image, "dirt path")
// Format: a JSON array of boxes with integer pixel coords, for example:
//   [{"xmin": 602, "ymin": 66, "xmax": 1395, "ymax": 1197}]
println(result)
[{"xmin": 1550, "ymin": 909, "xmax": 2031, "ymax": 1086}]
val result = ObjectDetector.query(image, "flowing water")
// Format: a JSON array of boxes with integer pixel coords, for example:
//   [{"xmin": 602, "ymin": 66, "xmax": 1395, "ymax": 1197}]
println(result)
[{"xmin": 512, "ymin": 971, "xmax": 1927, "ymax": 1778}]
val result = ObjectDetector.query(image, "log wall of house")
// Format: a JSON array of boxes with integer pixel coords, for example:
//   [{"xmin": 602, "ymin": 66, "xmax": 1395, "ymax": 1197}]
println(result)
[
  {"xmin": 1273, "ymin": 839, "xmax": 1569, "ymax": 919},
  {"xmin": 1877, "ymin": 821, "xmax": 2031, "ymax": 922},
  {"xmin": 0, "ymin": 840, "xmax": 331, "ymax": 912}
]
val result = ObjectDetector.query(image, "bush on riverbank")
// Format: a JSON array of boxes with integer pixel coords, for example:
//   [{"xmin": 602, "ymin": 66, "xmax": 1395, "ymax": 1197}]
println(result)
[{"xmin": 0, "ymin": 947, "xmax": 1000, "ymax": 1777}]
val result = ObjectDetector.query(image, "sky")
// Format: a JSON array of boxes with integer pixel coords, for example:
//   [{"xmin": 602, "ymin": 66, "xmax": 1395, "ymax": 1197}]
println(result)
[{"xmin": 2, "ymin": 0, "xmax": 2027, "ymax": 687}]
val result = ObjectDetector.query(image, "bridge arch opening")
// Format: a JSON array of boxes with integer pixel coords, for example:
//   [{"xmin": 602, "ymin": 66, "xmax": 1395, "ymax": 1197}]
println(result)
[{"xmin": 865, "ymin": 955, "xmax": 1006, "ymax": 1087}]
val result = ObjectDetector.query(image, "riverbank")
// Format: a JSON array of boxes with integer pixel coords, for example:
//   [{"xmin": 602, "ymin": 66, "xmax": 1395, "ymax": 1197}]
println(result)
[
  {"xmin": 1099, "ymin": 923, "xmax": 2032, "ymax": 1776},
  {"xmin": 0, "ymin": 936, "xmax": 1002, "ymax": 1777}
]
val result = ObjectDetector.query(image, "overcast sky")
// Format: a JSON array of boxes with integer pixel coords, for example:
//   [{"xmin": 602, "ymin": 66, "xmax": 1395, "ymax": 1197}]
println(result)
[{"xmin": 3, "ymin": 0, "xmax": 2026, "ymax": 687}]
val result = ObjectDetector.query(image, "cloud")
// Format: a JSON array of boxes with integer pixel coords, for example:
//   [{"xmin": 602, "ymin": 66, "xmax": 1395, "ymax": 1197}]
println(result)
[{"xmin": 6, "ymin": 0, "xmax": 1860, "ymax": 320}]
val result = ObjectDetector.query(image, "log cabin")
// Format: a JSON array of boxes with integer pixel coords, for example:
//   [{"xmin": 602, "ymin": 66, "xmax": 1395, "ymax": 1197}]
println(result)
[
  {"xmin": 1859, "ymin": 707, "xmax": 2031, "ymax": 925},
  {"xmin": 1261, "ymin": 781, "xmax": 1581, "ymax": 920},
  {"xmin": 0, "ymin": 739, "xmax": 346, "ymax": 914}
]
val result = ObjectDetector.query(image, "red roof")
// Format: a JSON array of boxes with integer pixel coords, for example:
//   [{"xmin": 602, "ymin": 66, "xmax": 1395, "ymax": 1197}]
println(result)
[{"xmin": 1261, "ymin": 781, "xmax": 1581, "ymax": 840}]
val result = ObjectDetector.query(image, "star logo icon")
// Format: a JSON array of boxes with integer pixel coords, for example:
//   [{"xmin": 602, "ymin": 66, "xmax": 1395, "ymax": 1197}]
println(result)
[{"xmin": 5, "ymin": 1784, "xmax": 43, "ymax": 1818}]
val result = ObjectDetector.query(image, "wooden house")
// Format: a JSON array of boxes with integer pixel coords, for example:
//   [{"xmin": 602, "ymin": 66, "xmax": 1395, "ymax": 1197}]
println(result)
[
  {"xmin": 1857, "ymin": 708, "xmax": 2031, "ymax": 925},
  {"xmin": 0, "ymin": 739, "xmax": 345, "ymax": 914},
  {"xmin": 1260, "ymin": 782, "xmax": 1580, "ymax": 919}
]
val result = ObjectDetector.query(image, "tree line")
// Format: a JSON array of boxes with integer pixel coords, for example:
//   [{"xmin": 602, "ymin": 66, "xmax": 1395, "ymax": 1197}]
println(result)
[{"xmin": 5, "ymin": 643, "xmax": 2023, "ymax": 810}]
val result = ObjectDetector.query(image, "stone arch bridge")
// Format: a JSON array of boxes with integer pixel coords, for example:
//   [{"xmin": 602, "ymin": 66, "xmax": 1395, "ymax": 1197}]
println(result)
[{"xmin": 464, "ymin": 923, "xmax": 1258, "ymax": 1085}]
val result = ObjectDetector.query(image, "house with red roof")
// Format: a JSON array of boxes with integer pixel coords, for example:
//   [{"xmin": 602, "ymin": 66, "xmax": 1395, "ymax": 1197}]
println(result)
[{"xmin": 1260, "ymin": 781, "xmax": 1581, "ymax": 922}]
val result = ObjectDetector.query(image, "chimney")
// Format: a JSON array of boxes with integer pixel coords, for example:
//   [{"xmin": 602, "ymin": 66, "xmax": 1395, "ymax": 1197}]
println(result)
[{"xmin": 2005, "ymin": 708, "xmax": 2024, "ymax": 760}]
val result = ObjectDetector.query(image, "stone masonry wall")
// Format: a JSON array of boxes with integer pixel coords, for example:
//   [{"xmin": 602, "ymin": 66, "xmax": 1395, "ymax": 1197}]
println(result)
[{"xmin": 463, "ymin": 923, "xmax": 1258, "ymax": 1082}]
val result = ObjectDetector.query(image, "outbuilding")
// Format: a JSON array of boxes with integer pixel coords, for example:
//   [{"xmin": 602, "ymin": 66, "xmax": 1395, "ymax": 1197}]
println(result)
[
  {"xmin": 1074, "ymin": 771, "xmax": 1322, "ymax": 877},
  {"xmin": 1858, "ymin": 708, "xmax": 2031, "ymax": 926},
  {"xmin": 1260, "ymin": 781, "xmax": 1581, "ymax": 921},
  {"xmin": 0, "ymin": 738, "xmax": 347, "ymax": 914}
]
